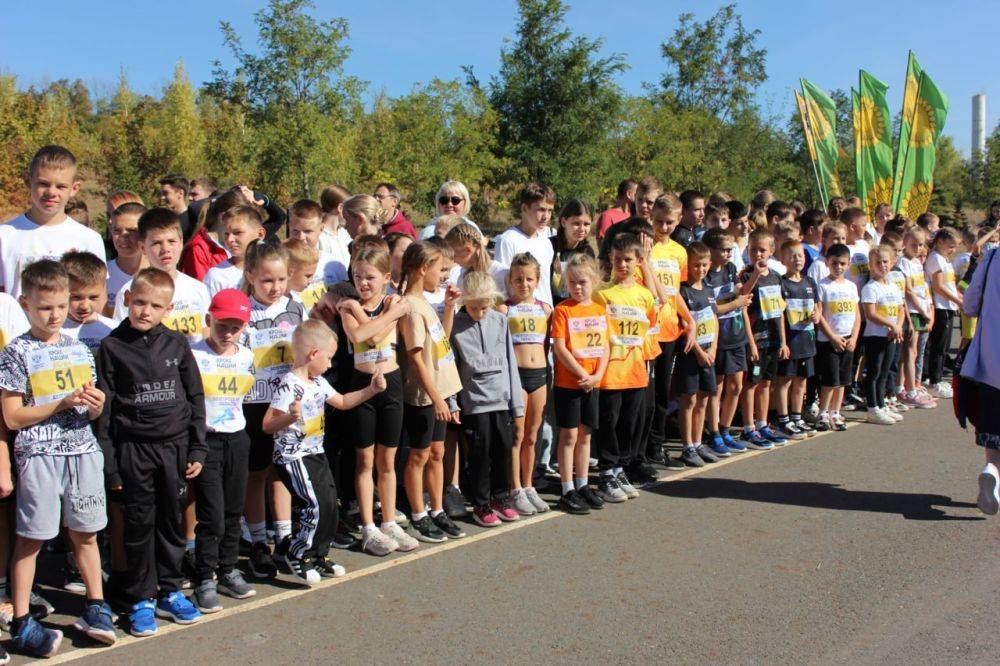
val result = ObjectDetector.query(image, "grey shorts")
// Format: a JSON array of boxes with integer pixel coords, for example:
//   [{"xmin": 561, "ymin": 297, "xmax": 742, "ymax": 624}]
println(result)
[{"xmin": 16, "ymin": 451, "xmax": 107, "ymax": 540}]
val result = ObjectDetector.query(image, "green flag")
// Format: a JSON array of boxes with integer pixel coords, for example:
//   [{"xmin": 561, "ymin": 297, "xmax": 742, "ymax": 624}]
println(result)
[
  {"xmin": 855, "ymin": 70, "xmax": 895, "ymax": 217},
  {"xmin": 895, "ymin": 69, "xmax": 948, "ymax": 218},
  {"xmin": 796, "ymin": 90, "xmax": 826, "ymax": 205},
  {"xmin": 800, "ymin": 79, "xmax": 843, "ymax": 201},
  {"xmin": 890, "ymin": 52, "xmax": 923, "ymax": 211}
]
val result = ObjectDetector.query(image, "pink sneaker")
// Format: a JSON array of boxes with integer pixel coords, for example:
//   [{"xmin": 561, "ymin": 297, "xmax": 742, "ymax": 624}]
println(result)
[
  {"xmin": 901, "ymin": 391, "xmax": 935, "ymax": 409},
  {"xmin": 473, "ymin": 505, "xmax": 501, "ymax": 527},
  {"xmin": 490, "ymin": 496, "xmax": 520, "ymax": 522}
]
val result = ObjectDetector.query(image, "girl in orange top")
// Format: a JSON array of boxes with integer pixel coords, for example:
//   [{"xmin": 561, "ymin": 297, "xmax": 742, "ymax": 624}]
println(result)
[{"xmin": 551, "ymin": 254, "xmax": 609, "ymax": 515}]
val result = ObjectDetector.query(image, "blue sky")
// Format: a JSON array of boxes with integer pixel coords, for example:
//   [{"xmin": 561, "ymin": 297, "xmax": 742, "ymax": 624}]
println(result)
[{"xmin": 1, "ymin": 1, "xmax": 995, "ymax": 155}]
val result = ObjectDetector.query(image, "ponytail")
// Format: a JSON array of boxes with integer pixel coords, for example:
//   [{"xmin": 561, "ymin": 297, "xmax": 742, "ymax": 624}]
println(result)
[
  {"xmin": 242, "ymin": 237, "xmax": 289, "ymax": 298},
  {"xmin": 445, "ymin": 223, "xmax": 490, "ymax": 273}
]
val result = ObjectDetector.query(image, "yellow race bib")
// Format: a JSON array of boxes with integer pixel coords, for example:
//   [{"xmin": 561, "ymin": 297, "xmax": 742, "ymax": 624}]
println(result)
[{"xmin": 26, "ymin": 344, "xmax": 93, "ymax": 406}]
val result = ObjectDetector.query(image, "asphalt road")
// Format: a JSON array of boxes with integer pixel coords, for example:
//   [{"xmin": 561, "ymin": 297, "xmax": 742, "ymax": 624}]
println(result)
[{"xmin": 25, "ymin": 403, "xmax": 999, "ymax": 665}]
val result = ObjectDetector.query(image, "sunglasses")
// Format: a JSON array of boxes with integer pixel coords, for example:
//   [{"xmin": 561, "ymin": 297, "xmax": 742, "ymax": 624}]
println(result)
[{"xmin": 439, "ymin": 196, "xmax": 464, "ymax": 206}]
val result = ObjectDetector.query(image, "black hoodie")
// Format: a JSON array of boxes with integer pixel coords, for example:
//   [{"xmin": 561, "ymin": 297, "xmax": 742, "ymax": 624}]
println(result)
[{"xmin": 95, "ymin": 320, "xmax": 207, "ymax": 487}]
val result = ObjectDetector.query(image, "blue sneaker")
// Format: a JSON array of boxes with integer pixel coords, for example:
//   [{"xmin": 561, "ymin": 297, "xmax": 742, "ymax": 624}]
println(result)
[
  {"xmin": 12, "ymin": 615, "xmax": 62, "ymax": 657},
  {"xmin": 740, "ymin": 429, "xmax": 773, "ymax": 450},
  {"xmin": 74, "ymin": 601, "xmax": 117, "ymax": 645},
  {"xmin": 707, "ymin": 436, "xmax": 731, "ymax": 457},
  {"xmin": 722, "ymin": 431, "xmax": 746, "ymax": 452},
  {"xmin": 156, "ymin": 591, "xmax": 202, "ymax": 625},
  {"xmin": 759, "ymin": 426, "xmax": 788, "ymax": 446},
  {"xmin": 129, "ymin": 599, "xmax": 157, "ymax": 637}
]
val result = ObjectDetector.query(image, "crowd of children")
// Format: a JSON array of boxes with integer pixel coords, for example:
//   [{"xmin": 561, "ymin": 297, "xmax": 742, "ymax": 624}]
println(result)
[{"xmin": 0, "ymin": 146, "xmax": 985, "ymax": 661}]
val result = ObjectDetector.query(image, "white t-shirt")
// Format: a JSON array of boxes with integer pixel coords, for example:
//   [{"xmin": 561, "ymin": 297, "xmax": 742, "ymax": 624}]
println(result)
[
  {"xmin": 899, "ymin": 256, "xmax": 930, "ymax": 314},
  {"xmin": 0, "ymin": 293, "xmax": 29, "ymax": 348},
  {"xmin": 318, "ymin": 228, "xmax": 351, "ymax": 270},
  {"xmin": 297, "ymin": 250, "xmax": 349, "ymax": 310},
  {"xmin": 860, "ymin": 280, "xmax": 904, "ymax": 338},
  {"xmin": 418, "ymin": 216, "xmax": 480, "ymax": 241},
  {"xmin": 952, "ymin": 252, "xmax": 973, "ymax": 283},
  {"xmin": 204, "ymin": 260, "xmax": 244, "ymax": 297},
  {"xmin": 113, "ymin": 271, "xmax": 210, "ymax": 343},
  {"xmin": 925, "ymin": 250, "xmax": 958, "ymax": 310},
  {"xmin": 848, "ymin": 240, "xmax": 871, "ymax": 290},
  {"xmin": 106, "ymin": 259, "xmax": 135, "ymax": 308},
  {"xmin": 270, "ymin": 371, "xmax": 336, "ymax": 464},
  {"xmin": 494, "ymin": 226, "xmax": 555, "ymax": 306},
  {"xmin": 425, "ymin": 286, "xmax": 446, "ymax": 321},
  {"xmin": 61, "ymin": 315, "xmax": 115, "ymax": 354},
  {"xmin": 817, "ymin": 277, "xmax": 859, "ymax": 342},
  {"xmin": 448, "ymin": 260, "xmax": 509, "ymax": 298},
  {"xmin": 191, "ymin": 340, "xmax": 256, "ymax": 434},
  {"xmin": 807, "ymin": 257, "xmax": 830, "ymax": 283},
  {"xmin": 241, "ymin": 296, "xmax": 305, "ymax": 404},
  {"xmin": 0, "ymin": 215, "xmax": 106, "ymax": 299},
  {"xmin": 740, "ymin": 248, "xmax": 786, "ymax": 277}
]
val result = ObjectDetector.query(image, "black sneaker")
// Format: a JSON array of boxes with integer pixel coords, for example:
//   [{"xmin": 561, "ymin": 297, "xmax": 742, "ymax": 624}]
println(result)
[
  {"xmin": 311, "ymin": 556, "xmax": 346, "ymax": 579},
  {"xmin": 411, "ymin": 516, "xmax": 447, "ymax": 543},
  {"xmin": 663, "ymin": 453, "xmax": 686, "ymax": 470},
  {"xmin": 282, "ymin": 553, "xmax": 320, "ymax": 586},
  {"xmin": 647, "ymin": 447, "xmax": 667, "ymax": 465},
  {"xmin": 557, "ymin": 490, "xmax": 590, "ymax": 515},
  {"xmin": 680, "ymin": 447, "xmax": 705, "ymax": 467},
  {"xmin": 331, "ymin": 532, "xmax": 359, "ymax": 550},
  {"xmin": 443, "ymin": 486, "xmax": 469, "ymax": 519},
  {"xmin": 248, "ymin": 542, "xmax": 277, "ymax": 579},
  {"xmin": 695, "ymin": 444, "xmax": 720, "ymax": 463},
  {"xmin": 630, "ymin": 463, "xmax": 660, "ymax": 486},
  {"xmin": 432, "ymin": 512, "xmax": 466, "ymax": 539},
  {"xmin": 576, "ymin": 485, "xmax": 605, "ymax": 510},
  {"xmin": 274, "ymin": 535, "xmax": 291, "ymax": 560}
]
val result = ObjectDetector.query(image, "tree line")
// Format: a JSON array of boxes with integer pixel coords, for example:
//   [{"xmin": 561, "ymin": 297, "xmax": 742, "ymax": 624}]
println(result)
[{"xmin": 1, "ymin": 0, "xmax": 996, "ymax": 231}]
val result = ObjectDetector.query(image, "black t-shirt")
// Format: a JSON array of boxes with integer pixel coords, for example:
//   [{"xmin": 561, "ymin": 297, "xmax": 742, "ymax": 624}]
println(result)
[
  {"xmin": 781, "ymin": 275, "xmax": 819, "ymax": 359},
  {"xmin": 679, "ymin": 282, "xmax": 717, "ymax": 351},
  {"xmin": 741, "ymin": 268, "xmax": 784, "ymax": 349},
  {"xmin": 705, "ymin": 263, "xmax": 746, "ymax": 350}
]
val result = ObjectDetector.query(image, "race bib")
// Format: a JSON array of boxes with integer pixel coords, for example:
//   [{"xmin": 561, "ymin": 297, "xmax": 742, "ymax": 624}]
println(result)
[
  {"xmin": 249, "ymin": 327, "xmax": 294, "ymax": 373},
  {"xmin": 353, "ymin": 338, "xmax": 394, "ymax": 364},
  {"xmin": 568, "ymin": 316, "xmax": 607, "ymax": 359},
  {"xmin": 692, "ymin": 306, "xmax": 717, "ymax": 347},
  {"xmin": 163, "ymin": 310, "xmax": 204, "ymax": 339},
  {"xmin": 298, "ymin": 282, "xmax": 328, "ymax": 310},
  {"xmin": 785, "ymin": 298, "xmax": 815, "ymax": 330},
  {"xmin": 26, "ymin": 344, "xmax": 93, "ymax": 406},
  {"xmin": 827, "ymin": 299, "xmax": 856, "ymax": 316},
  {"xmin": 650, "ymin": 257, "xmax": 681, "ymax": 296},
  {"xmin": 758, "ymin": 284, "xmax": 784, "ymax": 320},
  {"xmin": 428, "ymin": 319, "xmax": 455, "ymax": 366},
  {"xmin": 607, "ymin": 304, "xmax": 649, "ymax": 348},
  {"xmin": 507, "ymin": 303, "xmax": 548, "ymax": 344}
]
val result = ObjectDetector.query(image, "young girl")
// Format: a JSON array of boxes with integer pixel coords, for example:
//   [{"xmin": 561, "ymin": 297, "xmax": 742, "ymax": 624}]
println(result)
[
  {"xmin": 400, "ymin": 242, "xmax": 464, "ymax": 543},
  {"xmin": 318, "ymin": 183, "xmax": 352, "ymax": 263},
  {"xmin": 501, "ymin": 253, "xmax": 552, "ymax": 516},
  {"xmin": 860, "ymin": 246, "xmax": 906, "ymax": 425},
  {"xmin": 550, "ymin": 254, "xmax": 609, "ymax": 514},
  {"xmin": 385, "ymin": 232, "xmax": 413, "ymax": 293},
  {"xmin": 550, "ymin": 200, "xmax": 595, "ymax": 302},
  {"xmin": 898, "ymin": 228, "xmax": 935, "ymax": 408},
  {"xmin": 445, "ymin": 223, "xmax": 507, "ymax": 296},
  {"xmin": 925, "ymin": 227, "xmax": 962, "ymax": 398},
  {"xmin": 239, "ymin": 240, "xmax": 306, "ymax": 579},
  {"xmin": 204, "ymin": 206, "xmax": 266, "ymax": 297},
  {"xmin": 450, "ymin": 272, "xmax": 524, "ymax": 526},
  {"xmin": 340, "ymin": 248, "xmax": 425, "ymax": 555},
  {"xmin": 181, "ymin": 188, "xmax": 252, "ymax": 280}
]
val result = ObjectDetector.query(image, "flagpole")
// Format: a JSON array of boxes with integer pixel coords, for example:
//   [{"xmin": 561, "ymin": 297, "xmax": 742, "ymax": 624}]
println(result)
[{"xmin": 797, "ymin": 84, "xmax": 827, "ymax": 207}]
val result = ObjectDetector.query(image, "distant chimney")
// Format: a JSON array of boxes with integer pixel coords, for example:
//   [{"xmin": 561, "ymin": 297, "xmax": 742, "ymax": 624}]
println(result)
[{"xmin": 973, "ymin": 93, "xmax": 987, "ymax": 160}]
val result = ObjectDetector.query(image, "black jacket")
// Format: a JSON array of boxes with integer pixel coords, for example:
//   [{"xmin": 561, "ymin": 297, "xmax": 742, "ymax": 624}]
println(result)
[{"xmin": 95, "ymin": 320, "xmax": 207, "ymax": 487}]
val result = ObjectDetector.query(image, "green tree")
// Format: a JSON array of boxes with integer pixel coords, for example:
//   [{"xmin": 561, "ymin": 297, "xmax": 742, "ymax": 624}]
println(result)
[
  {"xmin": 149, "ymin": 61, "xmax": 206, "ymax": 178},
  {"xmin": 209, "ymin": 0, "xmax": 363, "ymax": 199},
  {"xmin": 656, "ymin": 4, "xmax": 767, "ymax": 120},
  {"xmin": 486, "ymin": 0, "xmax": 626, "ymax": 201}
]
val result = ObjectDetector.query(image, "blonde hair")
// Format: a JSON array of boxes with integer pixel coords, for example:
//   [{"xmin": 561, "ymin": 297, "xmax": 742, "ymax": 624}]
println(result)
[
  {"xmin": 293, "ymin": 318, "xmax": 336, "ymax": 356},
  {"xmin": 652, "ymin": 193, "xmax": 682, "ymax": 214},
  {"xmin": 869, "ymin": 245, "xmax": 893, "ymax": 262},
  {"xmin": 437, "ymin": 180, "xmax": 472, "ymax": 211},
  {"xmin": 131, "ymin": 267, "xmax": 175, "ymax": 297},
  {"xmin": 400, "ymin": 241, "xmax": 443, "ymax": 293},
  {"xmin": 221, "ymin": 205, "xmax": 264, "ymax": 232},
  {"xmin": 460, "ymin": 271, "xmax": 501, "ymax": 306},
  {"xmin": 283, "ymin": 238, "xmax": 320, "ymax": 269},
  {"xmin": 749, "ymin": 208, "xmax": 767, "ymax": 231},
  {"xmin": 243, "ymin": 239, "xmax": 289, "ymax": 297},
  {"xmin": 563, "ymin": 252, "xmax": 600, "ymax": 284},
  {"xmin": 821, "ymin": 220, "xmax": 847, "ymax": 240},
  {"xmin": 352, "ymin": 247, "xmax": 391, "ymax": 277},
  {"xmin": 508, "ymin": 252, "xmax": 541, "ymax": 280},
  {"xmin": 434, "ymin": 214, "xmax": 464, "ymax": 238},
  {"xmin": 343, "ymin": 194, "xmax": 392, "ymax": 228},
  {"xmin": 445, "ymin": 223, "xmax": 491, "ymax": 273}
]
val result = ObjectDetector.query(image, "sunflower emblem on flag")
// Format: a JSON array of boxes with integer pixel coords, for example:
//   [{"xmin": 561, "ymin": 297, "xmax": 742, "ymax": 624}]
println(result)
[
  {"xmin": 909, "ymin": 98, "xmax": 937, "ymax": 148},
  {"xmin": 854, "ymin": 97, "xmax": 886, "ymax": 151},
  {"xmin": 864, "ymin": 177, "xmax": 894, "ymax": 214},
  {"xmin": 807, "ymin": 98, "xmax": 832, "ymax": 141},
  {"xmin": 901, "ymin": 181, "xmax": 934, "ymax": 218}
]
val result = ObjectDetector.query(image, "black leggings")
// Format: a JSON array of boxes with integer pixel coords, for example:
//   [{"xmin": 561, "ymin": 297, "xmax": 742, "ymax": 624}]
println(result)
[
  {"xmin": 649, "ymin": 340, "xmax": 678, "ymax": 450},
  {"xmin": 862, "ymin": 337, "xmax": 896, "ymax": 409},
  {"xmin": 927, "ymin": 308, "xmax": 955, "ymax": 384}
]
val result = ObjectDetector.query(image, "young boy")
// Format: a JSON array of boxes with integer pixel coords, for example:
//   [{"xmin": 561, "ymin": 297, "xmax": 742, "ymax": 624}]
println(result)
[
  {"xmin": 593, "ymin": 233, "xmax": 658, "ymax": 501},
  {"xmin": 860, "ymin": 246, "xmax": 906, "ymax": 425},
  {"xmin": 815, "ymin": 244, "xmax": 862, "ymax": 431},
  {"xmin": 807, "ymin": 221, "xmax": 848, "ymax": 284},
  {"xmin": 738, "ymin": 229, "xmax": 787, "ymax": 449},
  {"xmin": 283, "ymin": 238, "xmax": 320, "ymax": 302},
  {"xmin": 106, "ymin": 202, "xmax": 149, "ymax": 316},
  {"xmin": 494, "ymin": 183, "xmax": 556, "ymax": 307},
  {"xmin": 0, "ymin": 145, "xmax": 106, "ymax": 299},
  {"xmin": 190, "ymin": 289, "xmax": 257, "ymax": 612},
  {"xmin": 287, "ymin": 200, "xmax": 349, "ymax": 309},
  {"xmin": 97, "ymin": 267, "xmax": 207, "ymax": 636},
  {"xmin": 774, "ymin": 241, "xmax": 820, "ymax": 439},
  {"xmin": 881, "ymin": 232, "xmax": 911, "ymax": 410},
  {"xmin": 112, "ymin": 208, "xmax": 210, "ymax": 344},
  {"xmin": 842, "ymin": 207, "xmax": 872, "ymax": 291},
  {"xmin": 702, "ymin": 228, "xmax": 751, "ymax": 455},
  {"xmin": 799, "ymin": 209, "xmax": 825, "ymax": 271},
  {"xmin": 263, "ymin": 320, "xmax": 385, "ymax": 585},
  {"xmin": 673, "ymin": 243, "xmax": 721, "ymax": 467},
  {"xmin": 0, "ymin": 260, "xmax": 114, "ymax": 656},
  {"xmin": 61, "ymin": 251, "xmax": 115, "ymax": 354}
]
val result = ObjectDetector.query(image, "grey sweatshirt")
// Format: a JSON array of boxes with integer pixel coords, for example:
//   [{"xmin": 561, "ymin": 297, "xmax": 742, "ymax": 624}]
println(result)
[{"xmin": 450, "ymin": 309, "xmax": 525, "ymax": 417}]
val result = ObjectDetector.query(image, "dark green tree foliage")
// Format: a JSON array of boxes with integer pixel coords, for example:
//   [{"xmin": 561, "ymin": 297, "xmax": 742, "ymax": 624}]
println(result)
[{"xmin": 487, "ymin": 0, "xmax": 626, "ymax": 200}]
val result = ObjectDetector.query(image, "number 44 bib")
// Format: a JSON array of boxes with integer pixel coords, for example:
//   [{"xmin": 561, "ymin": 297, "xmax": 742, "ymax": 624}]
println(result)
[{"xmin": 26, "ymin": 344, "xmax": 93, "ymax": 406}]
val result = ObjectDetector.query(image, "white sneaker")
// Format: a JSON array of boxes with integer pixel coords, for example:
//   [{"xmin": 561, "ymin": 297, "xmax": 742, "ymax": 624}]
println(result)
[
  {"xmin": 511, "ymin": 489, "xmax": 537, "ymax": 516},
  {"xmin": 930, "ymin": 381, "xmax": 953, "ymax": 399},
  {"xmin": 890, "ymin": 398, "xmax": 909, "ymax": 412},
  {"xmin": 381, "ymin": 523, "xmax": 418, "ymax": 552},
  {"xmin": 884, "ymin": 407, "xmax": 903, "ymax": 422},
  {"xmin": 866, "ymin": 408, "xmax": 896, "ymax": 425},
  {"xmin": 977, "ymin": 463, "xmax": 1000, "ymax": 515},
  {"xmin": 361, "ymin": 527, "xmax": 398, "ymax": 557}
]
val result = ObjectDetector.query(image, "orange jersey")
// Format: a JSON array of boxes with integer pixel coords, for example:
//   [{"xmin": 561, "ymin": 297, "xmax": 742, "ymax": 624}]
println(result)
[
  {"xmin": 594, "ymin": 282, "xmax": 655, "ymax": 390},
  {"xmin": 551, "ymin": 299, "xmax": 608, "ymax": 389},
  {"xmin": 649, "ymin": 239, "xmax": 688, "ymax": 342}
]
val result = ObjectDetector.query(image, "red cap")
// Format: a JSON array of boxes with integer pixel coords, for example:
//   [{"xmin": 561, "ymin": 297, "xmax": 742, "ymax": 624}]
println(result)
[{"xmin": 209, "ymin": 289, "xmax": 251, "ymax": 323}]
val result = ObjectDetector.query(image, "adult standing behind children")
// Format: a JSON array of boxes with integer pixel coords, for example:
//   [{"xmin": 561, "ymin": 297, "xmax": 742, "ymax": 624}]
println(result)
[
  {"xmin": 596, "ymin": 180, "xmax": 637, "ymax": 242},
  {"xmin": 373, "ymin": 183, "xmax": 417, "ymax": 239},
  {"xmin": 494, "ymin": 184, "xmax": 557, "ymax": 307},
  {"xmin": 418, "ymin": 181, "xmax": 481, "ymax": 241},
  {"xmin": 0, "ymin": 146, "xmax": 106, "ymax": 300}
]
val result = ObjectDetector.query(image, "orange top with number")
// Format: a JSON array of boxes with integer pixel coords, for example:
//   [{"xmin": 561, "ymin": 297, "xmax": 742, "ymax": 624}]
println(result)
[
  {"xmin": 594, "ymin": 282, "xmax": 656, "ymax": 390},
  {"xmin": 550, "ymin": 299, "xmax": 608, "ymax": 389}
]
